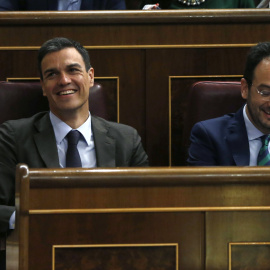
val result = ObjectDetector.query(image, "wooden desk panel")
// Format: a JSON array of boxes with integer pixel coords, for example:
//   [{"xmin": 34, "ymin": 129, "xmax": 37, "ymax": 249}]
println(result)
[
  {"xmin": 206, "ymin": 212, "xmax": 270, "ymax": 270},
  {"xmin": 8, "ymin": 165, "xmax": 270, "ymax": 270},
  {"xmin": 29, "ymin": 212, "xmax": 204, "ymax": 270}
]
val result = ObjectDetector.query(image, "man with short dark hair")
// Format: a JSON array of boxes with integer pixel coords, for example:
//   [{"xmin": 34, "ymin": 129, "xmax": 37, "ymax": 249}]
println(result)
[
  {"xmin": 188, "ymin": 42, "xmax": 270, "ymax": 166},
  {"xmin": 0, "ymin": 37, "xmax": 148, "ymax": 234}
]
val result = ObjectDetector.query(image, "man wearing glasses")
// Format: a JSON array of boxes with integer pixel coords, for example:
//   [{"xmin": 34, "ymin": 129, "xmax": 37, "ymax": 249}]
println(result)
[{"xmin": 188, "ymin": 42, "xmax": 270, "ymax": 166}]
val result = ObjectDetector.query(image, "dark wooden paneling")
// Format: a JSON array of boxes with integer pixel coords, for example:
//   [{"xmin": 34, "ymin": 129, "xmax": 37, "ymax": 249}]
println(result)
[
  {"xmin": 54, "ymin": 245, "xmax": 176, "ymax": 269},
  {"xmin": 90, "ymin": 49, "xmax": 146, "ymax": 137},
  {"xmin": 206, "ymin": 212, "xmax": 270, "ymax": 269},
  {"xmin": 0, "ymin": 50, "xmax": 39, "ymax": 79},
  {"xmin": 10, "ymin": 165, "xmax": 270, "ymax": 270},
  {"xmin": 29, "ymin": 212, "xmax": 204, "ymax": 270}
]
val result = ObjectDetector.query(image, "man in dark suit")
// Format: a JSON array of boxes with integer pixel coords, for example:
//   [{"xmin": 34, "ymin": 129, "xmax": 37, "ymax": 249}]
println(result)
[
  {"xmin": 0, "ymin": 37, "xmax": 148, "ymax": 234},
  {"xmin": 188, "ymin": 42, "xmax": 270, "ymax": 166},
  {"xmin": 0, "ymin": 0, "xmax": 126, "ymax": 11}
]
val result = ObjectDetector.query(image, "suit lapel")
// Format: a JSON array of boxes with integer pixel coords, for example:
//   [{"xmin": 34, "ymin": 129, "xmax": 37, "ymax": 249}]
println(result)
[
  {"xmin": 92, "ymin": 116, "xmax": 116, "ymax": 167},
  {"xmin": 33, "ymin": 113, "xmax": 60, "ymax": 168},
  {"xmin": 227, "ymin": 108, "xmax": 250, "ymax": 166}
]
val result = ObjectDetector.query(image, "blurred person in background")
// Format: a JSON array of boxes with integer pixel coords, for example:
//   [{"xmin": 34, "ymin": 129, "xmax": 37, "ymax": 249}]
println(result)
[
  {"xmin": 0, "ymin": 0, "xmax": 126, "ymax": 11},
  {"xmin": 140, "ymin": 0, "xmax": 255, "ymax": 9}
]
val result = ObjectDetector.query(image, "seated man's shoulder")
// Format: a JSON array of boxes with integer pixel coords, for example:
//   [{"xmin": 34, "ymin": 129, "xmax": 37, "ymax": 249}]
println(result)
[
  {"xmin": 194, "ymin": 112, "xmax": 236, "ymax": 131},
  {"xmin": 92, "ymin": 116, "xmax": 136, "ymax": 134},
  {"xmin": 4, "ymin": 112, "xmax": 49, "ymax": 125},
  {"xmin": 3, "ymin": 112, "xmax": 48, "ymax": 128}
]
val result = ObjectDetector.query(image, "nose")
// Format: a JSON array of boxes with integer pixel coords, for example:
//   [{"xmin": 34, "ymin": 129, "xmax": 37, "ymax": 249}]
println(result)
[{"xmin": 58, "ymin": 72, "xmax": 71, "ymax": 85}]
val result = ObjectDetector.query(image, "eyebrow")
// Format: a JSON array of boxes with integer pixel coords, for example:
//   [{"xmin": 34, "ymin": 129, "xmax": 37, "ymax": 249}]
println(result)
[
  {"xmin": 257, "ymin": 83, "xmax": 270, "ymax": 89},
  {"xmin": 43, "ymin": 68, "xmax": 57, "ymax": 77},
  {"xmin": 67, "ymin": 63, "xmax": 83, "ymax": 69},
  {"xmin": 43, "ymin": 63, "xmax": 83, "ymax": 76}
]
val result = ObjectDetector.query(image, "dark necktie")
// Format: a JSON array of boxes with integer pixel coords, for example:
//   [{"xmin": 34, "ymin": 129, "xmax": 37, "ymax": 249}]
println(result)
[
  {"xmin": 66, "ymin": 130, "xmax": 82, "ymax": 168},
  {"xmin": 257, "ymin": 135, "xmax": 270, "ymax": 166}
]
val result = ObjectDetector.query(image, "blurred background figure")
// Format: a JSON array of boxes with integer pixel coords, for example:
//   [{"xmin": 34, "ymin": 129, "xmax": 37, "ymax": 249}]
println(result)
[
  {"xmin": 140, "ymin": 0, "xmax": 255, "ymax": 9},
  {"xmin": 0, "ymin": 0, "xmax": 126, "ymax": 11},
  {"xmin": 257, "ymin": 0, "xmax": 270, "ymax": 7}
]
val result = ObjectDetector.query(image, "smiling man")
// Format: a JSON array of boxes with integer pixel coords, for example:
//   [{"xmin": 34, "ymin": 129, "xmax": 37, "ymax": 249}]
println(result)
[
  {"xmin": 40, "ymin": 46, "xmax": 94, "ymax": 131},
  {"xmin": 188, "ymin": 42, "xmax": 270, "ymax": 166},
  {"xmin": 0, "ymin": 37, "xmax": 148, "ymax": 235}
]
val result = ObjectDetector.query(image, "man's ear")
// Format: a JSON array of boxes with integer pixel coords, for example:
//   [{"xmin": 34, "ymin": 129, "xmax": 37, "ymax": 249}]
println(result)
[
  {"xmin": 40, "ymin": 79, "xmax": 46, "ymax": 97},
  {"xmin": 241, "ymin": 78, "xmax": 249, "ymax": 100},
  {"xmin": 88, "ymin": 67, "xmax": 94, "ymax": 87}
]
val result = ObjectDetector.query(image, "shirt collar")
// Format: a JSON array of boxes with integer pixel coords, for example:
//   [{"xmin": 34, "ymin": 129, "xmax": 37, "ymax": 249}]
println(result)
[
  {"xmin": 243, "ymin": 104, "xmax": 264, "ymax": 141},
  {"xmin": 49, "ymin": 111, "xmax": 92, "ymax": 145}
]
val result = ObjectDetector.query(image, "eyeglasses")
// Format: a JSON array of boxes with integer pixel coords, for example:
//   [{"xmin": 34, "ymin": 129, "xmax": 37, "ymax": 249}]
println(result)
[{"xmin": 252, "ymin": 84, "xmax": 270, "ymax": 98}]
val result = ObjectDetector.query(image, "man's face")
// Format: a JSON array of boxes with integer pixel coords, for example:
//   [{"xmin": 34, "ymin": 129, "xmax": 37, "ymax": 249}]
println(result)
[
  {"xmin": 241, "ymin": 58, "xmax": 270, "ymax": 134},
  {"xmin": 40, "ymin": 47, "xmax": 94, "ymax": 119}
]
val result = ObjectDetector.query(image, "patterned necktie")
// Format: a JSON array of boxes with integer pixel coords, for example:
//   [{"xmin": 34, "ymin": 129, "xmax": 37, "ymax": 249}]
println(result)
[
  {"xmin": 257, "ymin": 135, "xmax": 270, "ymax": 166},
  {"xmin": 66, "ymin": 130, "xmax": 82, "ymax": 168}
]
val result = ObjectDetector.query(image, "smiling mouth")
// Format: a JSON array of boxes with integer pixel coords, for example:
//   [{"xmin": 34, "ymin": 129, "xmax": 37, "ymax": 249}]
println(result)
[
  {"xmin": 261, "ymin": 108, "xmax": 270, "ymax": 116},
  {"xmin": 57, "ymin": 90, "xmax": 77, "ymax": 96}
]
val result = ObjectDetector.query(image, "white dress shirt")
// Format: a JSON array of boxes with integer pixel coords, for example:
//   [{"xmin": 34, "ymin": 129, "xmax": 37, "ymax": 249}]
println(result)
[{"xmin": 50, "ymin": 111, "xmax": 97, "ymax": 168}]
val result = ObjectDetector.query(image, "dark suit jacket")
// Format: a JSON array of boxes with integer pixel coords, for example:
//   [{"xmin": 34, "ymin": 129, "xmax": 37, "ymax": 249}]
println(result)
[
  {"xmin": 187, "ymin": 107, "xmax": 250, "ymax": 166},
  {"xmin": 0, "ymin": 112, "xmax": 148, "ymax": 232},
  {"xmin": 0, "ymin": 0, "xmax": 126, "ymax": 11}
]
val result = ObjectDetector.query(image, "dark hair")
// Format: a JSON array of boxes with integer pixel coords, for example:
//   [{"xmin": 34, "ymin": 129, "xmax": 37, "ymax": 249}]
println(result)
[
  {"xmin": 244, "ymin": 42, "xmax": 270, "ymax": 87},
  {"xmin": 38, "ymin": 37, "xmax": 91, "ymax": 80}
]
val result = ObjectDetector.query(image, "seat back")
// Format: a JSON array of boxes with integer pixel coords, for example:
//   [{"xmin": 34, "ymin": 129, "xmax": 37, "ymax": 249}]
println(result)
[
  {"xmin": 0, "ymin": 81, "xmax": 108, "ymax": 124},
  {"xmin": 181, "ymin": 81, "xmax": 246, "ymax": 164}
]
